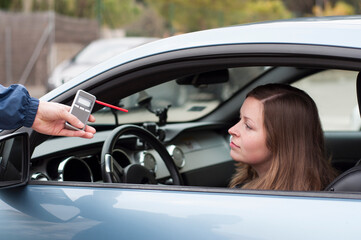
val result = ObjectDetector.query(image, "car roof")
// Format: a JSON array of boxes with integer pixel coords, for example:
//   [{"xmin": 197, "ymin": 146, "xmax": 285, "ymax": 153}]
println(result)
[{"xmin": 44, "ymin": 15, "xmax": 361, "ymax": 101}]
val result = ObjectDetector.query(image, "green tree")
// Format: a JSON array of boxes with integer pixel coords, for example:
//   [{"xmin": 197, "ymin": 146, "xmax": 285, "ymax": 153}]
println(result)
[
  {"xmin": 334, "ymin": 0, "xmax": 360, "ymax": 13},
  {"xmin": 282, "ymin": 0, "xmax": 319, "ymax": 16},
  {"xmin": 282, "ymin": 0, "xmax": 359, "ymax": 16},
  {"xmin": 0, "ymin": 0, "xmax": 15, "ymax": 10},
  {"xmin": 313, "ymin": 1, "xmax": 355, "ymax": 16},
  {"xmin": 53, "ymin": 0, "xmax": 142, "ymax": 28},
  {"xmin": 0, "ymin": 0, "xmax": 24, "ymax": 11},
  {"xmin": 146, "ymin": 0, "xmax": 292, "ymax": 34},
  {"xmin": 242, "ymin": 0, "xmax": 292, "ymax": 23},
  {"xmin": 0, "ymin": 0, "xmax": 142, "ymax": 29}
]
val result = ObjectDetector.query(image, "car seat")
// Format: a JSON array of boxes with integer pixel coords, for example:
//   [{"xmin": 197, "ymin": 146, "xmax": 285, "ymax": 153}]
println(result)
[{"xmin": 325, "ymin": 160, "xmax": 361, "ymax": 191}]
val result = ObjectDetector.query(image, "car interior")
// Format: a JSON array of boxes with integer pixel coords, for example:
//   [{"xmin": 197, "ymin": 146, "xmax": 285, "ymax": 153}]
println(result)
[{"xmin": 27, "ymin": 63, "xmax": 361, "ymax": 194}]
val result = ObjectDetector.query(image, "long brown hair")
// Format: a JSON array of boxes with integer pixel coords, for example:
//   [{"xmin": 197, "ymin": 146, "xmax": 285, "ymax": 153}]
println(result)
[{"xmin": 229, "ymin": 84, "xmax": 336, "ymax": 191}]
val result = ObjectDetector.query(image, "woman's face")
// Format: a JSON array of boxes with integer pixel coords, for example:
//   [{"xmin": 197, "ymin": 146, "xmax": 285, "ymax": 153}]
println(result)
[{"xmin": 228, "ymin": 97, "xmax": 272, "ymax": 177}]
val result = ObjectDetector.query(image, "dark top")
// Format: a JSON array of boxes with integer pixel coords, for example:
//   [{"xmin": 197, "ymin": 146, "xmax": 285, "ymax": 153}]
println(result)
[{"xmin": 0, "ymin": 84, "xmax": 39, "ymax": 130}]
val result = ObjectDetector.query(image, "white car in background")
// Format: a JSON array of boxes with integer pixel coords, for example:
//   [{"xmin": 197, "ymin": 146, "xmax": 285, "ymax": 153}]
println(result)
[{"xmin": 47, "ymin": 37, "xmax": 157, "ymax": 90}]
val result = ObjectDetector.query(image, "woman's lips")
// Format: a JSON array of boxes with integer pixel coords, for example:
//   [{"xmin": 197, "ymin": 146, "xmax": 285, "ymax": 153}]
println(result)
[{"xmin": 230, "ymin": 141, "xmax": 240, "ymax": 148}]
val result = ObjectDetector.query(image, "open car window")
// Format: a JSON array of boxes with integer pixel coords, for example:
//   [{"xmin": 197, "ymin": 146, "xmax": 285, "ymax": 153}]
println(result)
[{"xmin": 92, "ymin": 66, "xmax": 269, "ymax": 125}]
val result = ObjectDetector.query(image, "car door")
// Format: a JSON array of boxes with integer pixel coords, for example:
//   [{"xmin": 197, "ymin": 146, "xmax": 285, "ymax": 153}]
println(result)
[{"xmin": 1, "ymin": 181, "xmax": 361, "ymax": 239}]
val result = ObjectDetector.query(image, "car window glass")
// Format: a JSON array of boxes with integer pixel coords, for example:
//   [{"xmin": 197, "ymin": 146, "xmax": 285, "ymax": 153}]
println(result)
[{"xmin": 292, "ymin": 70, "xmax": 359, "ymax": 131}]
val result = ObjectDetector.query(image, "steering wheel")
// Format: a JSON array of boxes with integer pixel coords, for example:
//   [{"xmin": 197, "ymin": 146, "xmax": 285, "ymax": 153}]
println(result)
[{"xmin": 101, "ymin": 125, "xmax": 183, "ymax": 185}]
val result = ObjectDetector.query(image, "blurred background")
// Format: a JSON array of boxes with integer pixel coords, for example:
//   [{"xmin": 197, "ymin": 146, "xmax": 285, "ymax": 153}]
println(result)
[{"xmin": 0, "ymin": 0, "xmax": 360, "ymax": 98}]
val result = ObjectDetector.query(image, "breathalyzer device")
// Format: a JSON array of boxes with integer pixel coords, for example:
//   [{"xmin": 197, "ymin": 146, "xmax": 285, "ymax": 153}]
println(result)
[{"xmin": 65, "ymin": 90, "xmax": 96, "ymax": 131}]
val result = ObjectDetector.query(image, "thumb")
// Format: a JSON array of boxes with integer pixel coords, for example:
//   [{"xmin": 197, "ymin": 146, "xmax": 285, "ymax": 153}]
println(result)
[{"xmin": 61, "ymin": 110, "xmax": 85, "ymax": 129}]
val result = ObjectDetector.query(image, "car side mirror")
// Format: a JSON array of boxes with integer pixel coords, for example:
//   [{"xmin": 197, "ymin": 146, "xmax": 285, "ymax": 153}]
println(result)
[{"xmin": 0, "ymin": 132, "xmax": 29, "ymax": 188}]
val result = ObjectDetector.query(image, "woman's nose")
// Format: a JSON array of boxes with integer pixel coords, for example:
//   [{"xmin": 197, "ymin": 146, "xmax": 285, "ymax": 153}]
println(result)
[{"xmin": 228, "ymin": 123, "xmax": 239, "ymax": 136}]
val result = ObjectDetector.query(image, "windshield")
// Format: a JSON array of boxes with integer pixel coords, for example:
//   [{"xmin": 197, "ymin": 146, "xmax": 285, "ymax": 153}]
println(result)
[{"xmin": 93, "ymin": 66, "xmax": 269, "ymax": 125}]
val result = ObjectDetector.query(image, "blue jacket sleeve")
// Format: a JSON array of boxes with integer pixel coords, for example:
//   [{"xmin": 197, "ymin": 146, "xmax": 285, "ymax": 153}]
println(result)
[{"xmin": 0, "ymin": 84, "xmax": 39, "ymax": 130}]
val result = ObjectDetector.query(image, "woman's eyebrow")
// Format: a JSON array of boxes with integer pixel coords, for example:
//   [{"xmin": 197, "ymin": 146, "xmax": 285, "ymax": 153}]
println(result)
[
  {"xmin": 241, "ymin": 109, "xmax": 255, "ymax": 124},
  {"xmin": 242, "ymin": 115, "xmax": 256, "ymax": 126}
]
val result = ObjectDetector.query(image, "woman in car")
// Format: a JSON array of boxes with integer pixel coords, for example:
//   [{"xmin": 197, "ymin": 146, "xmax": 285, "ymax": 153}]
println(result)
[{"xmin": 228, "ymin": 83, "xmax": 337, "ymax": 191}]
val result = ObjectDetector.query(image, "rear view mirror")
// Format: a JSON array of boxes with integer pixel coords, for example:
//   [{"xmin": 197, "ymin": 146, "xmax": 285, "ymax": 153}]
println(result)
[
  {"xmin": 0, "ymin": 132, "xmax": 29, "ymax": 188},
  {"xmin": 176, "ymin": 69, "xmax": 229, "ymax": 87}
]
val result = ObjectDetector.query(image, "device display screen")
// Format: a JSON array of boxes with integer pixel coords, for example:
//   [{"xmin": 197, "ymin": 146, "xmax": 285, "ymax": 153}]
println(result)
[{"xmin": 78, "ymin": 96, "xmax": 91, "ymax": 108}]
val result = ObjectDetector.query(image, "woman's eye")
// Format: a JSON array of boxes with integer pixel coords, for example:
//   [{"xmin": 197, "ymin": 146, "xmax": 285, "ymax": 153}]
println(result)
[{"xmin": 245, "ymin": 123, "xmax": 252, "ymax": 130}]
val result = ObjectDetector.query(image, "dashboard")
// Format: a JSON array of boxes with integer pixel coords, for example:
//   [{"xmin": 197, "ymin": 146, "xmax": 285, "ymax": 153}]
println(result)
[{"xmin": 30, "ymin": 123, "xmax": 235, "ymax": 187}]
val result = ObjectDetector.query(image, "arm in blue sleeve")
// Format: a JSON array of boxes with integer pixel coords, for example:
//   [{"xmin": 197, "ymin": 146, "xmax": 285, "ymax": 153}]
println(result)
[{"xmin": 0, "ymin": 84, "xmax": 39, "ymax": 130}]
